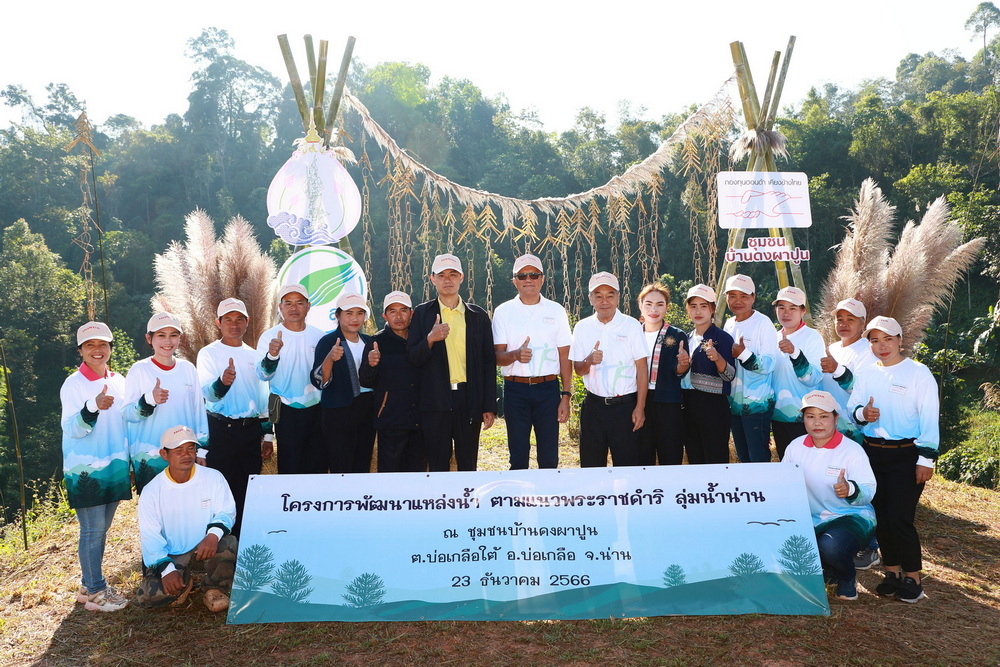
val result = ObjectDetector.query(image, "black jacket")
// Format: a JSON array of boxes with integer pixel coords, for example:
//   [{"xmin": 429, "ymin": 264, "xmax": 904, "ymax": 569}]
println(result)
[
  {"xmin": 311, "ymin": 328, "xmax": 372, "ymax": 409},
  {"xmin": 406, "ymin": 298, "xmax": 497, "ymax": 419},
  {"xmin": 359, "ymin": 328, "xmax": 420, "ymax": 430}
]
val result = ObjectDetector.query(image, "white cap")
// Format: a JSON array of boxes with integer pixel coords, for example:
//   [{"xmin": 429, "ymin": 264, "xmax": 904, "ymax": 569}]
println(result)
[
  {"xmin": 382, "ymin": 290, "xmax": 412, "ymax": 311},
  {"xmin": 336, "ymin": 291, "xmax": 371, "ymax": 317},
  {"xmin": 217, "ymin": 298, "xmax": 249, "ymax": 319},
  {"xmin": 863, "ymin": 316, "xmax": 903, "ymax": 338},
  {"xmin": 800, "ymin": 390, "xmax": 839, "ymax": 414},
  {"xmin": 588, "ymin": 271, "xmax": 620, "ymax": 292},
  {"xmin": 724, "ymin": 274, "xmax": 755, "ymax": 295},
  {"xmin": 685, "ymin": 284, "xmax": 717, "ymax": 304},
  {"xmin": 278, "ymin": 283, "xmax": 309, "ymax": 302},
  {"xmin": 512, "ymin": 254, "xmax": 543, "ymax": 275},
  {"xmin": 431, "ymin": 253, "xmax": 464, "ymax": 275},
  {"xmin": 77, "ymin": 321, "xmax": 113, "ymax": 346},
  {"xmin": 834, "ymin": 298, "xmax": 867, "ymax": 319},
  {"xmin": 160, "ymin": 424, "xmax": 199, "ymax": 450},
  {"xmin": 772, "ymin": 286, "xmax": 807, "ymax": 306},
  {"xmin": 146, "ymin": 312, "xmax": 183, "ymax": 334}
]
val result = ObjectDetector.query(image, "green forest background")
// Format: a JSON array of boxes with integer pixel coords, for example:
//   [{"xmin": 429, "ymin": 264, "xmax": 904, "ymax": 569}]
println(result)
[{"xmin": 3, "ymin": 7, "xmax": 1000, "ymax": 521}]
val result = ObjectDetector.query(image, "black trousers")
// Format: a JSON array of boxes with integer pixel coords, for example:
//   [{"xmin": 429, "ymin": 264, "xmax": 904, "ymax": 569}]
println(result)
[
  {"xmin": 206, "ymin": 414, "xmax": 263, "ymax": 537},
  {"xmin": 421, "ymin": 384, "xmax": 482, "ymax": 472},
  {"xmin": 681, "ymin": 389, "xmax": 732, "ymax": 464},
  {"xmin": 636, "ymin": 395, "xmax": 684, "ymax": 465},
  {"xmin": 376, "ymin": 427, "xmax": 426, "ymax": 472},
  {"xmin": 579, "ymin": 393, "xmax": 639, "ymax": 467},
  {"xmin": 274, "ymin": 404, "xmax": 325, "ymax": 474},
  {"xmin": 320, "ymin": 392, "xmax": 376, "ymax": 473},
  {"xmin": 864, "ymin": 442, "xmax": 925, "ymax": 572},
  {"xmin": 771, "ymin": 420, "xmax": 808, "ymax": 460}
]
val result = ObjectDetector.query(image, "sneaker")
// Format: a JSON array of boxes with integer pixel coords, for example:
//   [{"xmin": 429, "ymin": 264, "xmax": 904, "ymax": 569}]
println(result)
[
  {"xmin": 83, "ymin": 585, "xmax": 129, "ymax": 612},
  {"xmin": 203, "ymin": 588, "xmax": 230, "ymax": 613},
  {"xmin": 895, "ymin": 576, "xmax": 926, "ymax": 603},
  {"xmin": 875, "ymin": 571, "xmax": 901, "ymax": 596},
  {"xmin": 854, "ymin": 548, "xmax": 881, "ymax": 570},
  {"xmin": 835, "ymin": 579, "xmax": 858, "ymax": 601},
  {"xmin": 75, "ymin": 586, "xmax": 89, "ymax": 604}
]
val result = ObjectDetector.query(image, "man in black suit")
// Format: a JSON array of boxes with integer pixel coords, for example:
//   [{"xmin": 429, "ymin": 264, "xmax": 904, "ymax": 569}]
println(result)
[{"xmin": 407, "ymin": 254, "xmax": 497, "ymax": 471}]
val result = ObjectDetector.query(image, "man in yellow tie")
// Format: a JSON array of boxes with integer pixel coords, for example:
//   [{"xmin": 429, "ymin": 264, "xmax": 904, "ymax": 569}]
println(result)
[{"xmin": 407, "ymin": 254, "xmax": 497, "ymax": 471}]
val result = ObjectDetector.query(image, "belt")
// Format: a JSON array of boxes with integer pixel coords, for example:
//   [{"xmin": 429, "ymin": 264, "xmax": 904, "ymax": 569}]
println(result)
[
  {"xmin": 505, "ymin": 374, "xmax": 558, "ymax": 385},
  {"xmin": 586, "ymin": 391, "xmax": 637, "ymax": 406},
  {"xmin": 208, "ymin": 412, "xmax": 263, "ymax": 427},
  {"xmin": 450, "ymin": 382, "xmax": 467, "ymax": 391},
  {"xmin": 864, "ymin": 436, "xmax": 916, "ymax": 448}
]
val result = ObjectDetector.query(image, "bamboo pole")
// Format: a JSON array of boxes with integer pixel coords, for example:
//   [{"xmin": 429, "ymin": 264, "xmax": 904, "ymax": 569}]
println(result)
[
  {"xmin": 324, "ymin": 36, "xmax": 357, "ymax": 148},
  {"xmin": 277, "ymin": 35, "xmax": 311, "ymax": 132},
  {"xmin": 304, "ymin": 35, "xmax": 318, "ymax": 91},
  {"xmin": 313, "ymin": 40, "xmax": 330, "ymax": 135},
  {"xmin": 0, "ymin": 341, "xmax": 28, "ymax": 550}
]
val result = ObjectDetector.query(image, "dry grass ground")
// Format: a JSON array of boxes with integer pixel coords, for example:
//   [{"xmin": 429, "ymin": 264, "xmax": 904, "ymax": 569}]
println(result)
[{"xmin": 3, "ymin": 421, "xmax": 1000, "ymax": 666}]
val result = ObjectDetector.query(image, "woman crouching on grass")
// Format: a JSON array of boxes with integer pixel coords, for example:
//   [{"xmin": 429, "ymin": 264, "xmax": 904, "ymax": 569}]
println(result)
[
  {"xmin": 849, "ymin": 316, "xmax": 939, "ymax": 603},
  {"xmin": 782, "ymin": 390, "xmax": 876, "ymax": 601}
]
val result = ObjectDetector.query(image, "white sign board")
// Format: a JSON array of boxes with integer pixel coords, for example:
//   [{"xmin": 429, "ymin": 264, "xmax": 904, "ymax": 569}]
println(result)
[{"xmin": 717, "ymin": 172, "xmax": 812, "ymax": 229}]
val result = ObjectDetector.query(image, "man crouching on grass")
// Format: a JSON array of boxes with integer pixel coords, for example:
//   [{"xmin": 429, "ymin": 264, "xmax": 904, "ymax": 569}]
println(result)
[{"xmin": 135, "ymin": 425, "xmax": 237, "ymax": 612}]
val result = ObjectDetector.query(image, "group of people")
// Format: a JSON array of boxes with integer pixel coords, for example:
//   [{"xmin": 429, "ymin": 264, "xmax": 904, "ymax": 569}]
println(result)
[{"xmin": 60, "ymin": 253, "xmax": 939, "ymax": 613}]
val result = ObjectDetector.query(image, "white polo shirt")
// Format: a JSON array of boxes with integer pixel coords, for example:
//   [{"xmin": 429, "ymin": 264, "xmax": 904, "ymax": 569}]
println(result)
[
  {"xmin": 570, "ymin": 310, "xmax": 648, "ymax": 397},
  {"xmin": 492, "ymin": 295, "xmax": 572, "ymax": 378}
]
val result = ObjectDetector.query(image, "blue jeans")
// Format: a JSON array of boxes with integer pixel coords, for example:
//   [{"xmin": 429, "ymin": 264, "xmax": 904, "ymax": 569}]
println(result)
[
  {"xmin": 817, "ymin": 524, "xmax": 863, "ymax": 584},
  {"xmin": 77, "ymin": 501, "xmax": 119, "ymax": 593},
  {"xmin": 731, "ymin": 410, "xmax": 773, "ymax": 462},
  {"xmin": 503, "ymin": 379, "xmax": 560, "ymax": 469}
]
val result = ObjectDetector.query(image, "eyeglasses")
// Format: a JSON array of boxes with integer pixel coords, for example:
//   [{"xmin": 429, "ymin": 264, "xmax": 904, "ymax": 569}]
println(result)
[{"xmin": 514, "ymin": 272, "xmax": 542, "ymax": 280}]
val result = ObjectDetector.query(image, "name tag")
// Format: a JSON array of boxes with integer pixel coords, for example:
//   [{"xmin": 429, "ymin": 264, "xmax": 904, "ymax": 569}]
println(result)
[
  {"xmin": 543, "ymin": 317, "xmax": 555, "ymax": 325},
  {"xmin": 201, "ymin": 498, "xmax": 211, "ymax": 508},
  {"xmin": 825, "ymin": 466, "xmax": 844, "ymax": 477},
  {"xmin": 616, "ymin": 335, "xmax": 628, "ymax": 343},
  {"xmin": 889, "ymin": 383, "xmax": 907, "ymax": 395},
  {"xmin": 185, "ymin": 383, "xmax": 195, "ymax": 393}
]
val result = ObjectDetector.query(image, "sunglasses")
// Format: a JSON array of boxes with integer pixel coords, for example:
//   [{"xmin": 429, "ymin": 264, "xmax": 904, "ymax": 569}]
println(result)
[{"xmin": 514, "ymin": 272, "xmax": 543, "ymax": 280}]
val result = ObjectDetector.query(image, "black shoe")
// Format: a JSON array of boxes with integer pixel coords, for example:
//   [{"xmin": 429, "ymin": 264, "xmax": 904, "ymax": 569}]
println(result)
[
  {"xmin": 895, "ymin": 576, "xmax": 926, "ymax": 603},
  {"xmin": 854, "ymin": 548, "xmax": 881, "ymax": 570},
  {"xmin": 875, "ymin": 571, "xmax": 901, "ymax": 596}
]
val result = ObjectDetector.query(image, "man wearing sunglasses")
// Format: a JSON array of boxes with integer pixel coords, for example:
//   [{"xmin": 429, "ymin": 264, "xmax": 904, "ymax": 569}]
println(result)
[{"xmin": 492, "ymin": 254, "xmax": 573, "ymax": 469}]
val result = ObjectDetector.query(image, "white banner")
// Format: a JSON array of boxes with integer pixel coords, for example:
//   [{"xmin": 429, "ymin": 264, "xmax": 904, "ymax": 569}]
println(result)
[{"xmin": 228, "ymin": 464, "xmax": 830, "ymax": 623}]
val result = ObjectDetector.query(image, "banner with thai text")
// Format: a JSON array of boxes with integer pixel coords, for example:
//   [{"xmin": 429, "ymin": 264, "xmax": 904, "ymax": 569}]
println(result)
[
  {"xmin": 227, "ymin": 464, "xmax": 830, "ymax": 623},
  {"xmin": 717, "ymin": 171, "xmax": 812, "ymax": 229}
]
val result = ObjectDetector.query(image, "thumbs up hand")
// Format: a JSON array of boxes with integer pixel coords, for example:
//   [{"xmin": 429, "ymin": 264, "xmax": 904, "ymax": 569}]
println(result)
[
  {"xmin": 862, "ymin": 396, "xmax": 879, "ymax": 422},
  {"xmin": 588, "ymin": 340, "xmax": 603, "ymax": 365},
  {"xmin": 702, "ymin": 338, "xmax": 719, "ymax": 362},
  {"xmin": 732, "ymin": 335, "xmax": 746, "ymax": 358},
  {"xmin": 834, "ymin": 468, "xmax": 850, "ymax": 498},
  {"xmin": 676, "ymin": 339, "xmax": 691, "ymax": 374},
  {"xmin": 428, "ymin": 314, "xmax": 450, "ymax": 343},
  {"xmin": 516, "ymin": 337, "xmax": 532, "ymax": 364},
  {"xmin": 268, "ymin": 330, "xmax": 284, "ymax": 357},
  {"xmin": 151, "ymin": 377, "xmax": 169, "ymax": 404},
  {"xmin": 778, "ymin": 330, "xmax": 795, "ymax": 355},
  {"xmin": 368, "ymin": 341, "xmax": 381, "ymax": 367},
  {"xmin": 95, "ymin": 384, "xmax": 114, "ymax": 410},
  {"xmin": 221, "ymin": 358, "xmax": 237, "ymax": 386},
  {"xmin": 820, "ymin": 344, "xmax": 838, "ymax": 374},
  {"xmin": 327, "ymin": 338, "xmax": 344, "ymax": 362}
]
